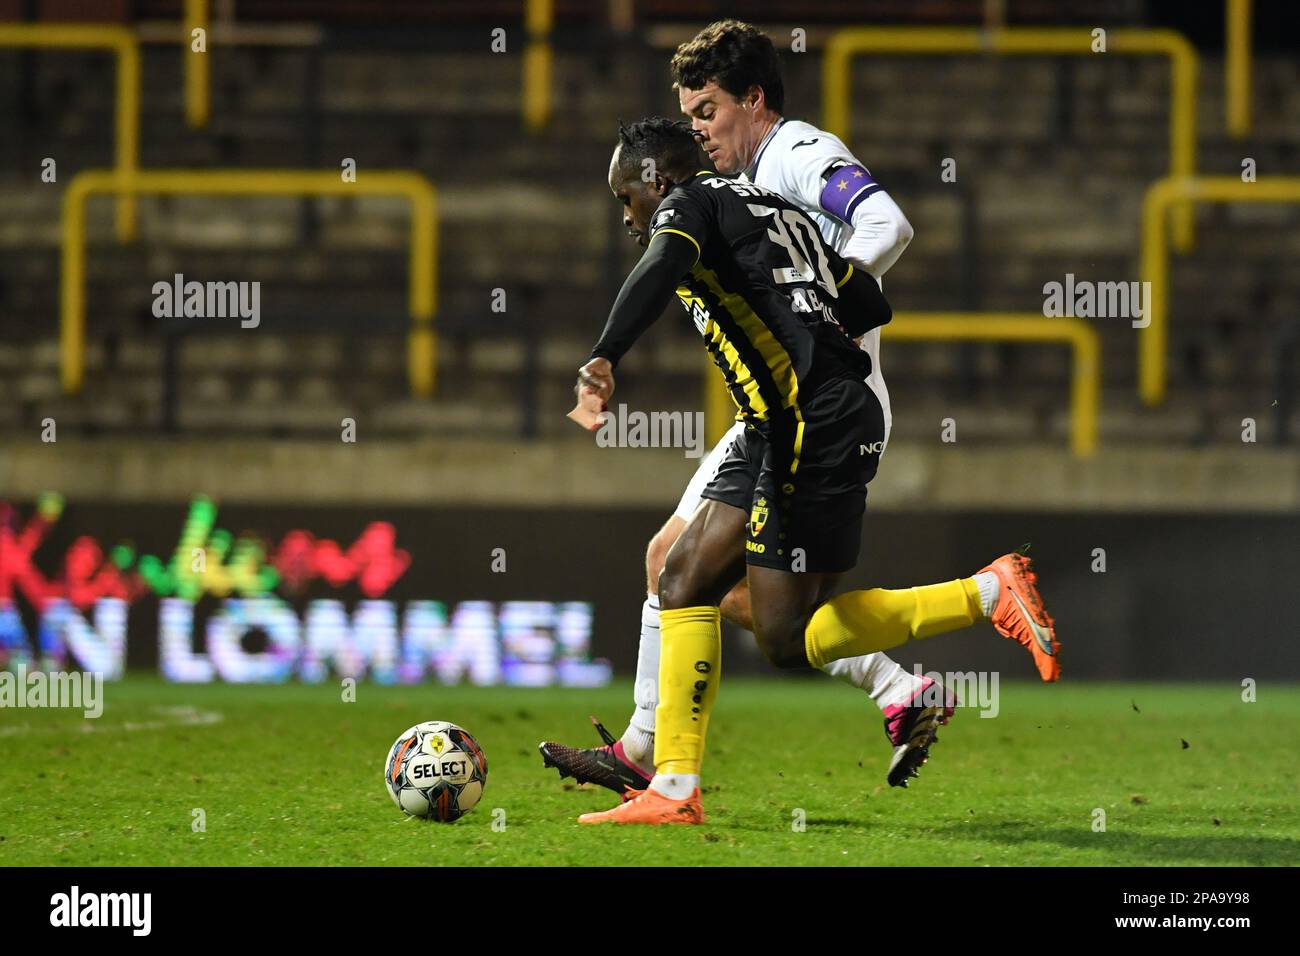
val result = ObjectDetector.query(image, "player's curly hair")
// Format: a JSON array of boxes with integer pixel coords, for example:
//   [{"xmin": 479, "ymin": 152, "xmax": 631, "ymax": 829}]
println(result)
[
  {"xmin": 670, "ymin": 19, "xmax": 785, "ymax": 114},
  {"xmin": 615, "ymin": 117, "xmax": 704, "ymax": 179}
]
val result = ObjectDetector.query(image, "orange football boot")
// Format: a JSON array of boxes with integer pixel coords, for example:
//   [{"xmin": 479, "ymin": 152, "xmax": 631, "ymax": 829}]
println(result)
[
  {"xmin": 980, "ymin": 553, "xmax": 1061, "ymax": 682},
  {"xmin": 577, "ymin": 786, "xmax": 705, "ymax": 825}
]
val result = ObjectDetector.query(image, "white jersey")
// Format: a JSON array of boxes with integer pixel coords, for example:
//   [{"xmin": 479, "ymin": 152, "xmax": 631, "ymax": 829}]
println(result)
[{"xmin": 741, "ymin": 118, "xmax": 906, "ymax": 449}]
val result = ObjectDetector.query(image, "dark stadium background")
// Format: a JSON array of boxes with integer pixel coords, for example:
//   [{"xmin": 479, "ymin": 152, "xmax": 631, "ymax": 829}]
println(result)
[{"xmin": 2, "ymin": 1, "xmax": 1298, "ymax": 688}]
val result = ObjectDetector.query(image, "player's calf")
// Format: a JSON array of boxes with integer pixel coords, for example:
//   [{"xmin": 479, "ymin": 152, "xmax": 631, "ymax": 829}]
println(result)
[
  {"xmin": 748, "ymin": 565, "xmax": 840, "ymax": 669},
  {"xmin": 752, "ymin": 615, "xmax": 816, "ymax": 669}
]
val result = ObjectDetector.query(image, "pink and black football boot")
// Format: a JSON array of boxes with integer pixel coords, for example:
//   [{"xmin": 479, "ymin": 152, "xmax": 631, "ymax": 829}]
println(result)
[
  {"xmin": 884, "ymin": 676, "xmax": 957, "ymax": 787},
  {"xmin": 539, "ymin": 717, "xmax": 652, "ymax": 802}
]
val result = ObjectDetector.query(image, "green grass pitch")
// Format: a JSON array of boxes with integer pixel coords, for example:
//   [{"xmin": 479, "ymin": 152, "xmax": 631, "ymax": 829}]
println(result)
[{"xmin": 1, "ymin": 677, "xmax": 1297, "ymax": 866}]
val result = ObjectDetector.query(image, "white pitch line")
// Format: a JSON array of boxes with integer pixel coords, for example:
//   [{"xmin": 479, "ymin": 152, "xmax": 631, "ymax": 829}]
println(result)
[{"xmin": 2, "ymin": 705, "xmax": 224, "ymax": 736}]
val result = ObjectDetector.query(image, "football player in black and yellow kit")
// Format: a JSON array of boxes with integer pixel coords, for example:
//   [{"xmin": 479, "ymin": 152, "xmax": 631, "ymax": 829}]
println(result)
[{"xmin": 575, "ymin": 119, "xmax": 1059, "ymax": 825}]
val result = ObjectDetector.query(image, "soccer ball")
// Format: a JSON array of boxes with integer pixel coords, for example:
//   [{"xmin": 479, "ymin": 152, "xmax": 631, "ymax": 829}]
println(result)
[{"xmin": 384, "ymin": 721, "xmax": 488, "ymax": 821}]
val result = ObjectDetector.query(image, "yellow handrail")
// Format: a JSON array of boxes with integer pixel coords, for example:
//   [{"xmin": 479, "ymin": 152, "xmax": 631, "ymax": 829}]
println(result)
[
  {"xmin": 61, "ymin": 169, "xmax": 439, "ymax": 397},
  {"xmin": 523, "ymin": 0, "xmax": 553, "ymax": 131},
  {"xmin": 184, "ymin": 0, "xmax": 211, "ymax": 128},
  {"xmin": 823, "ymin": 27, "xmax": 1199, "ymax": 252},
  {"xmin": 886, "ymin": 313, "xmax": 1099, "ymax": 457},
  {"xmin": 0, "ymin": 24, "xmax": 140, "ymax": 240},
  {"xmin": 1226, "ymin": 0, "xmax": 1252, "ymax": 138},
  {"xmin": 1140, "ymin": 175, "xmax": 1300, "ymax": 406},
  {"xmin": 707, "ymin": 313, "xmax": 1099, "ymax": 457}
]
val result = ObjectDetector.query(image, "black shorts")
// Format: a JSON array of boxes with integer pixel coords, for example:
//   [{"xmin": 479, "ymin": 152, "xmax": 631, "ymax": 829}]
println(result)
[{"xmin": 699, "ymin": 376, "xmax": 886, "ymax": 573}]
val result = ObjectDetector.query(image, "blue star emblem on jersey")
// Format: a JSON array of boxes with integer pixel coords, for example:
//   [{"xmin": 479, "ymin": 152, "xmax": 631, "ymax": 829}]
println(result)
[{"xmin": 749, "ymin": 498, "xmax": 769, "ymax": 536}]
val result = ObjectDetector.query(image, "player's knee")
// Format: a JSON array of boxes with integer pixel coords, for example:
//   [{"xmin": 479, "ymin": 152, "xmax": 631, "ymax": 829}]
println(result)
[
  {"xmin": 657, "ymin": 563, "xmax": 692, "ymax": 611},
  {"xmin": 753, "ymin": 622, "xmax": 812, "ymax": 670},
  {"xmin": 657, "ymin": 547, "xmax": 714, "ymax": 611}
]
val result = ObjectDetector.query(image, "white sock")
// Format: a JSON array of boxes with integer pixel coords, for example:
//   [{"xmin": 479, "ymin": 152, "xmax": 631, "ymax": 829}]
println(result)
[
  {"xmin": 821, "ymin": 653, "xmax": 922, "ymax": 711},
  {"xmin": 620, "ymin": 594, "xmax": 660, "ymax": 771},
  {"xmin": 649, "ymin": 772, "xmax": 699, "ymax": 799},
  {"xmin": 973, "ymin": 570, "xmax": 1000, "ymax": 617}
]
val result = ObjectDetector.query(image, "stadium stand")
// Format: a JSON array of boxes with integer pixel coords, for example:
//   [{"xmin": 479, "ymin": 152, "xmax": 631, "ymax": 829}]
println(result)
[{"xmin": 0, "ymin": 1, "xmax": 1296, "ymax": 445}]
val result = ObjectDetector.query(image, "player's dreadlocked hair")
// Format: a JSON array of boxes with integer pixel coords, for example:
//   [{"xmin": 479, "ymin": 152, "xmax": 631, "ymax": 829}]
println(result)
[
  {"xmin": 670, "ymin": 20, "xmax": 784, "ymax": 114},
  {"xmin": 615, "ymin": 117, "xmax": 704, "ymax": 180}
]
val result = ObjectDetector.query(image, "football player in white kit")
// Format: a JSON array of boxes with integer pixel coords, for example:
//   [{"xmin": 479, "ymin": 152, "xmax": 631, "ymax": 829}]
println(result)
[{"xmin": 541, "ymin": 20, "xmax": 962, "ymax": 796}]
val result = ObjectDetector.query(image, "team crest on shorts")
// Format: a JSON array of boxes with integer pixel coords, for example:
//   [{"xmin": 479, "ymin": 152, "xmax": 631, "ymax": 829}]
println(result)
[{"xmin": 749, "ymin": 498, "xmax": 769, "ymax": 536}]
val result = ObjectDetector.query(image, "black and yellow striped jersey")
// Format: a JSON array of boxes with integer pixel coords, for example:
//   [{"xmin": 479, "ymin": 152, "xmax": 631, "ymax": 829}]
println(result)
[{"xmin": 647, "ymin": 171, "xmax": 889, "ymax": 427}]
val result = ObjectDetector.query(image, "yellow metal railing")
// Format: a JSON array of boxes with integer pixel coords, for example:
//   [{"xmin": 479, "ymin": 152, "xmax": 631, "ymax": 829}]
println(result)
[
  {"xmin": 1140, "ymin": 175, "xmax": 1300, "ymax": 406},
  {"xmin": 0, "ymin": 24, "xmax": 140, "ymax": 240},
  {"xmin": 184, "ymin": 0, "xmax": 211, "ymax": 128},
  {"xmin": 61, "ymin": 169, "xmax": 439, "ymax": 397},
  {"xmin": 523, "ymin": 0, "xmax": 553, "ymax": 131},
  {"xmin": 823, "ymin": 27, "xmax": 1199, "ymax": 252},
  {"xmin": 1226, "ymin": 0, "xmax": 1252, "ymax": 138},
  {"xmin": 886, "ymin": 314, "xmax": 1099, "ymax": 457},
  {"xmin": 707, "ymin": 313, "xmax": 1100, "ymax": 457}
]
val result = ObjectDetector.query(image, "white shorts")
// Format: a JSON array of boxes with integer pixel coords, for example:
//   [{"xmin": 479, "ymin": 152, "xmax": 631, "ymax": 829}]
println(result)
[{"xmin": 672, "ymin": 420, "xmax": 746, "ymax": 522}]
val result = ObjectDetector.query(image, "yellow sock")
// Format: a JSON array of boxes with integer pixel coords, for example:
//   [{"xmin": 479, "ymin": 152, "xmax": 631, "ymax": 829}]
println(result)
[
  {"xmin": 804, "ymin": 578, "xmax": 983, "ymax": 669},
  {"xmin": 653, "ymin": 606, "xmax": 721, "ymax": 775}
]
